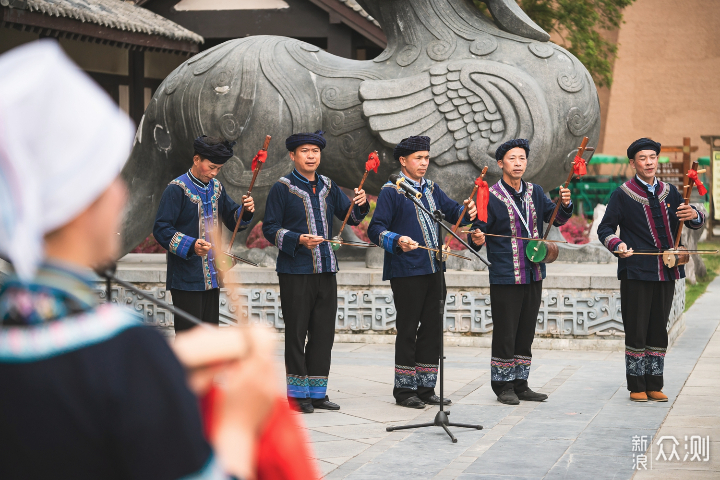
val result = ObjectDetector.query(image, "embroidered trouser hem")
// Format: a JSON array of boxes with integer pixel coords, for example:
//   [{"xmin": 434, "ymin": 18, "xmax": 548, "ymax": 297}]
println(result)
[
  {"xmin": 489, "ymin": 281, "xmax": 542, "ymax": 396},
  {"xmin": 391, "ymin": 273, "xmax": 445, "ymax": 402},
  {"xmin": 279, "ymin": 273, "xmax": 337, "ymax": 399},
  {"xmin": 170, "ymin": 288, "xmax": 220, "ymax": 333},
  {"xmin": 620, "ymin": 273, "xmax": 673, "ymax": 392}
]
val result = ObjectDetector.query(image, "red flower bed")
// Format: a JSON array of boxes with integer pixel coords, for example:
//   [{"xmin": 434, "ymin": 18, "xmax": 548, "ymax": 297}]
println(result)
[
  {"xmin": 246, "ymin": 222, "xmax": 272, "ymax": 249},
  {"xmin": 559, "ymin": 216, "xmax": 590, "ymax": 245},
  {"xmin": 350, "ymin": 195, "xmax": 377, "ymax": 243},
  {"xmin": 131, "ymin": 235, "xmax": 166, "ymax": 253}
]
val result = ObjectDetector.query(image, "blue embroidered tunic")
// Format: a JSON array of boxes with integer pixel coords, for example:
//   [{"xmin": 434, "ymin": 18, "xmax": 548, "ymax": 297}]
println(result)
[
  {"xmin": 153, "ymin": 171, "xmax": 253, "ymax": 291},
  {"xmin": 0, "ymin": 262, "xmax": 231, "ymax": 480},
  {"xmin": 262, "ymin": 170, "xmax": 370, "ymax": 274},
  {"xmin": 597, "ymin": 176, "xmax": 705, "ymax": 281},
  {"xmin": 367, "ymin": 173, "xmax": 471, "ymax": 281},
  {"xmin": 469, "ymin": 179, "xmax": 573, "ymax": 285}
]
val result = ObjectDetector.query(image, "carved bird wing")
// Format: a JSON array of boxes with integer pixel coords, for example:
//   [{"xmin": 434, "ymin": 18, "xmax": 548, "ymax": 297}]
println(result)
[{"xmin": 359, "ymin": 60, "xmax": 551, "ymax": 173}]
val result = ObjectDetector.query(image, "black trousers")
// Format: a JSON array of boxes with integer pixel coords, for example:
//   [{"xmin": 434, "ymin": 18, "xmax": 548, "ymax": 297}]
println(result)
[
  {"xmin": 490, "ymin": 281, "xmax": 542, "ymax": 396},
  {"xmin": 170, "ymin": 288, "xmax": 220, "ymax": 333},
  {"xmin": 279, "ymin": 273, "xmax": 337, "ymax": 400},
  {"xmin": 620, "ymin": 273, "xmax": 674, "ymax": 392},
  {"xmin": 390, "ymin": 272, "xmax": 446, "ymax": 402}
]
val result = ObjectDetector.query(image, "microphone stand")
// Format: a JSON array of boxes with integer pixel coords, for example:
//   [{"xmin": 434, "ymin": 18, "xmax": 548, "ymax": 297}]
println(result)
[
  {"xmin": 386, "ymin": 190, "xmax": 490, "ymax": 443},
  {"xmin": 98, "ymin": 264, "xmax": 212, "ymax": 330}
]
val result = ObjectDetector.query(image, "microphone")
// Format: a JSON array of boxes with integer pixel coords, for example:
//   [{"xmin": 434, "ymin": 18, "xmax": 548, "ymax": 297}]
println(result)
[{"xmin": 389, "ymin": 174, "xmax": 422, "ymax": 199}]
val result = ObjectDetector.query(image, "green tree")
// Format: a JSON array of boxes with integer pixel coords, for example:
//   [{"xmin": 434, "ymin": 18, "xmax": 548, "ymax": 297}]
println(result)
[{"xmin": 474, "ymin": 0, "xmax": 634, "ymax": 87}]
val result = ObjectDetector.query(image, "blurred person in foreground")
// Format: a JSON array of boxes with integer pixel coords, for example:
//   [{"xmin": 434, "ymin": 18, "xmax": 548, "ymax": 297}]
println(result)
[{"xmin": 0, "ymin": 41, "xmax": 317, "ymax": 480}]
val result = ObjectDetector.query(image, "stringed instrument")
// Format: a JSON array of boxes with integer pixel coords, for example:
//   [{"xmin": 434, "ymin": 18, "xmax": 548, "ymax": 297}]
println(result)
[
  {"xmin": 437, "ymin": 167, "xmax": 488, "ymax": 262},
  {"xmin": 331, "ymin": 151, "xmax": 380, "ymax": 251},
  {"xmin": 527, "ymin": 137, "xmax": 591, "ymax": 264},
  {"xmin": 216, "ymin": 135, "xmax": 272, "ymax": 272},
  {"xmin": 662, "ymin": 161, "xmax": 704, "ymax": 269}
]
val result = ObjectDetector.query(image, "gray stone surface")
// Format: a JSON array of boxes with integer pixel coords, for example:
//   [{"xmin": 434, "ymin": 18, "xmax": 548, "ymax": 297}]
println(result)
[
  {"xmin": 681, "ymin": 204, "xmax": 708, "ymax": 285},
  {"xmin": 34, "ymin": 255, "xmax": 681, "ymax": 346},
  {"xmin": 120, "ymin": 0, "xmax": 601, "ymax": 254},
  {"xmin": 288, "ymin": 277, "xmax": 720, "ymax": 478}
]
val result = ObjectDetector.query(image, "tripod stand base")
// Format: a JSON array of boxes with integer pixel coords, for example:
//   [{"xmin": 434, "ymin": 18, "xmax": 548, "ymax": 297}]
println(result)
[{"xmin": 386, "ymin": 410, "xmax": 482, "ymax": 443}]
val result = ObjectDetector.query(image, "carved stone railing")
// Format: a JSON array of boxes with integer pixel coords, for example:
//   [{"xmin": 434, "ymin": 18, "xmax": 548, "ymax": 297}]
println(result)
[{"xmin": 90, "ymin": 255, "xmax": 684, "ymax": 340}]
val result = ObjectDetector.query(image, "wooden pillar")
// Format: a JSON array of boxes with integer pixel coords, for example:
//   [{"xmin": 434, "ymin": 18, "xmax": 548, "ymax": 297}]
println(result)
[
  {"xmin": 327, "ymin": 12, "xmax": 352, "ymax": 59},
  {"xmin": 128, "ymin": 49, "xmax": 145, "ymax": 128},
  {"xmin": 682, "ymin": 137, "xmax": 692, "ymax": 177}
]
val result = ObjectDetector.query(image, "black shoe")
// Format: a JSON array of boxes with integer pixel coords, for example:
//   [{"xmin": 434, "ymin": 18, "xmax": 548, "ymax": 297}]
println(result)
[
  {"xmin": 312, "ymin": 396, "xmax": 340, "ymax": 410},
  {"xmin": 396, "ymin": 396, "xmax": 426, "ymax": 409},
  {"xmin": 497, "ymin": 389, "xmax": 520, "ymax": 405},
  {"xmin": 422, "ymin": 395, "xmax": 452, "ymax": 406},
  {"xmin": 516, "ymin": 389, "xmax": 548, "ymax": 402},
  {"xmin": 289, "ymin": 399, "xmax": 314, "ymax": 414}
]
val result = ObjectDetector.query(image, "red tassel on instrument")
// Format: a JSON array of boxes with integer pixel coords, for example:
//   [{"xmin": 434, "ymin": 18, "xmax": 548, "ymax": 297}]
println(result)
[
  {"xmin": 475, "ymin": 176, "xmax": 489, "ymax": 223},
  {"xmin": 366, "ymin": 151, "xmax": 380, "ymax": 173},
  {"xmin": 201, "ymin": 386, "xmax": 320, "ymax": 480},
  {"xmin": 573, "ymin": 155, "xmax": 587, "ymax": 177},
  {"xmin": 688, "ymin": 170, "xmax": 707, "ymax": 196},
  {"xmin": 251, "ymin": 149, "xmax": 268, "ymax": 172}
]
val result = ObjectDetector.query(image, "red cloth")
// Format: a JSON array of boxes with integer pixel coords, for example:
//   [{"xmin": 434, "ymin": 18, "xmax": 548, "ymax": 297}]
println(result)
[
  {"xmin": 475, "ymin": 176, "xmax": 489, "ymax": 223},
  {"xmin": 252, "ymin": 150, "xmax": 268, "ymax": 172},
  {"xmin": 688, "ymin": 169, "xmax": 707, "ymax": 196},
  {"xmin": 201, "ymin": 386, "xmax": 320, "ymax": 480},
  {"xmin": 573, "ymin": 155, "xmax": 587, "ymax": 176},
  {"xmin": 366, "ymin": 151, "xmax": 380, "ymax": 173},
  {"xmin": 256, "ymin": 399, "xmax": 320, "ymax": 480}
]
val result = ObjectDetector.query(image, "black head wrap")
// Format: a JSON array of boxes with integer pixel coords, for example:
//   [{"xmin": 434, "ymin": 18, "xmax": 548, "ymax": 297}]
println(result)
[
  {"xmin": 627, "ymin": 138, "xmax": 661, "ymax": 160},
  {"xmin": 393, "ymin": 135, "xmax": 431, "ymax": 161},
  {"xmin": 495, "ymin": 138, "xmax": 530, "ymax": 161},
  {"xmin": 193, "ymin": 135, "xmax": 236, "ymax": 164},
  {"xmin": 286, "ymin": 130, "xmax": 327, "ymax": 151}
]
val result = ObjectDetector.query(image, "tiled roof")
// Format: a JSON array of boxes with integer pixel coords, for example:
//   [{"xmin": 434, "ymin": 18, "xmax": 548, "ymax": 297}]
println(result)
[
  {"xmin": 336, "ymin": 0, "xmax": 380, "ymax": 28},
  {"xmin": 24, "ymin": 0, "xmax": 203, "ymax": 44}
]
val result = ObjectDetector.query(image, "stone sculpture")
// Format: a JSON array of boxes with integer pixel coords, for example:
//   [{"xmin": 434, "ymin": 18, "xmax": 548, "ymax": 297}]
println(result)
[{"xmin": 120, "ymin": 0, "xmax": 601, "ymax": 253}]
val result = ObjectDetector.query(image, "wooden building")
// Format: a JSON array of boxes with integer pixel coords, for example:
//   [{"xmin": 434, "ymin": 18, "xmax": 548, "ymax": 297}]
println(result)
[
  {"xmin": 142, "ymin": 0, "xmax": 387, "ymax": 59},
  {"xmin": 0, "ymin": 0, "xmax": 204, "ymax": 127}
]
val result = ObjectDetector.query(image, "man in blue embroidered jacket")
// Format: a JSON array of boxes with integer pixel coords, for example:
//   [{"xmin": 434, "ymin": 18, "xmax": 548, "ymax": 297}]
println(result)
[
  {"xmin": 367, "ymin": 135, "xmax": 477, "ymax": 409},
  {"xmin": 262, "ymin": 130, "xmax": 369, "ymax": 413},
  {"xmin": 597, "ymin": 138, "xmax": 705, "ymax": 403},
  {"xmin": 154, "ymin": 135, "xmax": 256, "ymax": 332},
  {"xmin": 468, "ymin": 139, "xmax": 572, "ymax": 405}
]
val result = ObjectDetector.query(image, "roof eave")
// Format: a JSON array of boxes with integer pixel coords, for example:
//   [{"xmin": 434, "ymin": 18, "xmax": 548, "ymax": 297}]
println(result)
[
  {"xmin": 1, "ymin": 6, "xmax": 200, "ymax": 54},
  {"xmin": 307, "ymin": 0, "xmax": 386, "ymax": 48}
]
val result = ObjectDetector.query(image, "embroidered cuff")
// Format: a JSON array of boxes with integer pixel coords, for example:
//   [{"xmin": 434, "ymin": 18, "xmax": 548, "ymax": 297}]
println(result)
[
  {"xmin": 603, "ymin": 234, "xmax": 622, "ymax": 253},
  {"xmin": 688, "ymin": 208, "xmax": 705, "ymax": 229},
  {"xmin": 169, "ymin": 232, "xmax": 195, "ymax": 259},
  {"xmin": 554, "ymin": 201, "xmax": 573, "ymax": 226},
  {"xmin": 275, "ymin": 229, "xmax": 300, "ymax": 256},
  {"xmin": 378, "ymin": 230, "xmax": 402, "ymax": 254},
  {"xmin": 349, "ymin": 202, "xmax": 370, "ymax": 225},
  {"xmin": 308, "ymin": 376, "xmax": 328, "ymax": 399}
]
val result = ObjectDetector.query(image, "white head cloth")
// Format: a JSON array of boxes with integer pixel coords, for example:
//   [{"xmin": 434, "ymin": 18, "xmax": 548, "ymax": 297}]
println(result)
[{"xmin": 0, "ymin": 40, "xmax": 134, "ymax": 281}]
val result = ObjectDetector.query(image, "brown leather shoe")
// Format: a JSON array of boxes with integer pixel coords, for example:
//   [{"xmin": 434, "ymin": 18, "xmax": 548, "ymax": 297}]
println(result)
[
  {"xmin": 630, "ymin": 392, "xmax": 648, "ymax": 402},
  {"xmin": 646, "ymin": 391, "xmax": 668, "ymax": 402}
]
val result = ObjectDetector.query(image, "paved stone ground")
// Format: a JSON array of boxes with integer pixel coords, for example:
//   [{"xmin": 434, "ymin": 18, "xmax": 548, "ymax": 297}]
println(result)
[{"xmin": 287, "ymin": 276, "xmax": 720, "ymax": 479}]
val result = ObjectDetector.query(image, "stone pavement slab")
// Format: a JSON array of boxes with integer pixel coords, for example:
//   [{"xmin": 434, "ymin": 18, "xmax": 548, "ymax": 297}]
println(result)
[{"xmin": 285, "ymin": 276, "xmax": 720, "ymax": 479}]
